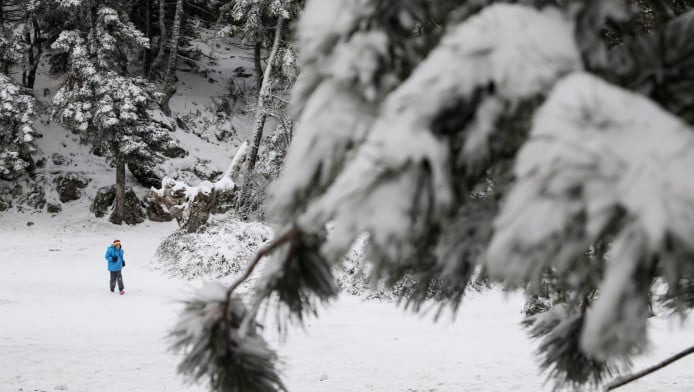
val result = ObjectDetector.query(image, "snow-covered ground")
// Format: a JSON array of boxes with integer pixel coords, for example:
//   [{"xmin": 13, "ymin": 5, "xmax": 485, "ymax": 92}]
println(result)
[{"xmin": 1, "ymin": 210, "xmax": 694, "ymax": 392}]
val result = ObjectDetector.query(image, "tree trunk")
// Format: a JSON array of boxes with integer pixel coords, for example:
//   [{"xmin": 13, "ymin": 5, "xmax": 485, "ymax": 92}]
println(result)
[
  {"xmin": 21, "ymin": 13, "xmax": 42, "ymax": 88},
  {"xmin": 28, "ymin": 17, "xmax": 41, "ymax": 87},
  {"xmin": 148, "ymin": 0, "xmax": 168, "ymax": 80},
  {"xmin": 160, "ymin": 0, "xmax": 183, "ymax": 115},
  {"xmin": 89, "ymin": 5, "xmax": 98, "ymax": 57},
  {"xmin": 143, "ymin": 0, "xmax": 153, "ymax": 77},
  {"xmin": 110, "ymin": 159, "xmax": 126, "ymax": 225},
  {"xmin": 237, "ymin": 17, "xmax": 284, "ymax": 215},
  {"xmin": 0, "ymin": 0, "xmax": 6, "ymax": 75},
  {"xmin": 254, "ymin": 40, "xmax": 262, "ymax": 92}
]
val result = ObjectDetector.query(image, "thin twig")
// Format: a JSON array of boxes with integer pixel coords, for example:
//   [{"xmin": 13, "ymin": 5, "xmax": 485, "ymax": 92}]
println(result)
[
  {"xmin": 605, "ymin": 344, "xmax": 694, "ymax": 391},
  {"xmin": 222, "ymin": 225, "xmax": 300, "ymax": 340},
  {"xmin": 270, "ymin": 94, "xmax": 289, "ymax": 104}
]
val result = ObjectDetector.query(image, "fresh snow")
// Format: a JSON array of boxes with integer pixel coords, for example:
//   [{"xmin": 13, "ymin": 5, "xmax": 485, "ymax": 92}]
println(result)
[{"xmin": 1, "ymin": 211, "xmax": 694, "ymax": 392}]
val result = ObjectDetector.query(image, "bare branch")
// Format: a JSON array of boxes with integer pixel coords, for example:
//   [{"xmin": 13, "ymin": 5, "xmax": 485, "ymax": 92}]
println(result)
[
  {"xmin": 605, "ymin": 344, "xmax": 694, "ymax": 390},
  {"xmin": 222, "ymin": 225, "xmax": 300, "ymax": 341}
]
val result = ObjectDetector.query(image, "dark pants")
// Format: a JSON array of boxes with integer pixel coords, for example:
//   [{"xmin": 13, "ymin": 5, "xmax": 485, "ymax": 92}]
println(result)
[{"xmin": 110, "ymin": 271, "xmax": 124, "ymax": 292}]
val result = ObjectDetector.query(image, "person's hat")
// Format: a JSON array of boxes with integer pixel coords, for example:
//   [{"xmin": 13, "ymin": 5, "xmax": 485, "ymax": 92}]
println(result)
[{"xmin": 113, "ymin": 239, "xmax": 121, "ymax": 245}]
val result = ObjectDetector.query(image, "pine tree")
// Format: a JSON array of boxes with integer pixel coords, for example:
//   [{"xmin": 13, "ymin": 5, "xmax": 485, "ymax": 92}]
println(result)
[
  {"xmin": 52, "ymin": 5, "xmax": 175, "ymax": 224},
  {"xmin": 218, "ymin": 0, "xmax": 302, "ymax": 91},
  {"xmin": 170, "ymin": 1, "xmax": 694, "ymax": 391},
  {"xmin": 0, "ymin": 74, "xmax": 38, "ymax": 180}
]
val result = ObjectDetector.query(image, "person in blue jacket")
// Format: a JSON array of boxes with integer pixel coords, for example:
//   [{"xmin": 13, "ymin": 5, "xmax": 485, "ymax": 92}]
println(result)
[{"xmin": 105, "ymin": 239, "xmax": 126, "ymax": 294}]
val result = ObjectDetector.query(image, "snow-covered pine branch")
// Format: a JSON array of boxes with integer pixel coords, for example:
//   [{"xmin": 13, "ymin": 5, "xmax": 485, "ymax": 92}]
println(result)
[
  {"xmin": 488, "ymin": 72, "xmax": 694, "ymax": 359},
  {"xmin": 168, "ymin": 282, "xmax": 286, "ymax": 392},
  {"xmin": 151, "ymin": 142, "xmax": 248, "ymax": 232},
  {"xmin": 269, "ymin": 3, "xmax": 582, "ymax": 301}
]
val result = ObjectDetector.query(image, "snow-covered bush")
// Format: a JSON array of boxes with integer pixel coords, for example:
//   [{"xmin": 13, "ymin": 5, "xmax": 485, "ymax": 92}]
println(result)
[{"xmin": 153, "ymin": 213, "xmax": 272, "ymax": 281}]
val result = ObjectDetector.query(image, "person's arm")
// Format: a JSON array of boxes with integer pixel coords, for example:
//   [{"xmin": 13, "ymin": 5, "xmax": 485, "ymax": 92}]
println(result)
[{"xmin": 105, "ymin": 248, "xmax": 111, "ymax": 261}]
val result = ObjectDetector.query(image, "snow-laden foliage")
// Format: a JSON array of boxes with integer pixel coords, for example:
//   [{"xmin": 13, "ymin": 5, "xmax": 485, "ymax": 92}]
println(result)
[
  {"xmin": 0, "ymin": 28, "xmax": 21, "ymax": 71},
  {"xmin": 173, "ymin": 1, "xmax": 694, "ymax": 391},
  {"xmin": 522, "ymin": 304, "xmax": 630, "ymax": 390},
  {"xmin": 169, "ymin": 282, "xmax": 286, "ymax": 392},
  {"xmin": 295, "ymin": 4, "xmax": 581, "ymax": 260},
  {"xmin": 0, "ymin": 75, "xmax": 38, "ymax": 180},
  {"xmin": 51, "ymin": 8, "xmax": 173, "ymax": 165},
  {"xmin": 218, "ymin": 0, "xmax": 302, "ymax": 85},
  {"xmin": 489, "ymin": 72, "xmax": 694, "ymax": 359},
  {"xmin": 272, "ymin": 0, "xmax": 456, "ymax": 222},
  {"xmin": 220, "ymin": 0, "xmax": 300, "ymax": 41},
  {"xmin": 93, "ymin": 7, "xmax": 149, "ymax": 70},
  {"xmin": 266, "ymin": 3, "xmax": 581, "ymax": 317}
]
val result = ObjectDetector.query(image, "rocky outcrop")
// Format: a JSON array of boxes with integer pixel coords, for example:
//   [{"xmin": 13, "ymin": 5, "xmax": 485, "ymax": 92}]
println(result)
[
  {"xmin": 128, "ymin": 162, "xmax": 163, "ymax": 188},
  {"xmin": 143, "ymin": 195, "xmax": 173, "ymax": 222},
  {"xmin": 193, "ymin": 160, "xmax": 222, "ymax": 181},
  {"xmin": 91, "ymin": 185, "xmax": 116, "ymax": 218},
  {"xmin": 118, "ymin": 187, "xmax": 146, "ymax": 225},
  {"xmin": 53, "ymin": 173, "xmax": 90, "ymax": 202}
]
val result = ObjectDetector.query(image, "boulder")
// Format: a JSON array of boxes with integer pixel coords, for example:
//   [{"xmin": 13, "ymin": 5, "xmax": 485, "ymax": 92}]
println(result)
[
  {"xmin": 91, "ymin": 185, "xmax": 116, "ymax": 218},
  {"xmin": 143, "ymin": 196, "xmax": 173, "ymax": 222},
  {"xmin": 10, "ymin": 183, "xmax": 23, "ymax": 198},
  {"xmin": 47, "ymin": 202, "xmax": 62, "ymax": 213},
  {"xmin": 161, "ymin": 144, "xmax": 187, "ymax": 158},
  {"xmin": 113, "ymin": 187, "xmax": 145, "ymax": 225},
  {"xmin": 54, "ymin": 173, "xmax": 90, "ymax": 202},
  {"xmin": 128, "ymin": 162, "xmax": 163, "ymax": 188},
  {"xmin": 193, "ymin": 160, "xmax": 222, "ymax": 181},
  {"xmin": 51, "ymin": 153, "xmax": 72, "ymax": 166},
  {"xmin": 25, "ymin": 184, "xmax": 46, "ymax": 210},
  {"xmin": 0, "ymin": 184, "xmax": 15, "ymax": 211}
]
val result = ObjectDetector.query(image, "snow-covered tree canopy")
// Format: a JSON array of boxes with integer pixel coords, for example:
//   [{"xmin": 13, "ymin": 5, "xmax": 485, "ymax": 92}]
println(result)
[
  {"xmin": 51, "ymin": 6, "xmax": 173, "ymax": 164},
  {"xmin": 170, "ymin": 1, "xmax": 694, "ymax": 391},
  {"xmin": 219, "ymin": 0, "xmax": 301, "ymax": 41},
  {"xmin": 0, "ymin": 75, "xmax": 38, "ymax": 180},
  {"xmin": 218, "ymin": 0, "xmax": 303, "ymax": 83}
]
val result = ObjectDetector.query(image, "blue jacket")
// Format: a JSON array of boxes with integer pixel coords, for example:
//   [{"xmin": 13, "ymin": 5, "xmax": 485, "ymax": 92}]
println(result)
[{"xmin": 105, "ymin": 245, "xmax": 125, "ymax": 271}]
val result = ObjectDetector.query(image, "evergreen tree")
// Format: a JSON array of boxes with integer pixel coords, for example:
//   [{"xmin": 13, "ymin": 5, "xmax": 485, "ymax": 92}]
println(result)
[
  {"xmin": 52, "ymin": 5, "xmax": 175, "ymax": 224},
  {"xmin": 170, "ymin": 1, "xmax": 694, "ymax": 391},
  {"xmin": 0, "ymin": 75, "xmax": 38, "ymax": 180},
  {"xmin": 218, "ymin": 0, "xmax": 302, "ymax": 90}
]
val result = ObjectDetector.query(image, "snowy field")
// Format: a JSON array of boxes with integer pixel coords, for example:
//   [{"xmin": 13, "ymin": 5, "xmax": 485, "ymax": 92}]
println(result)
[{"xmin": 2, "ymin": 211, "xmax": 694, "ymax": 392}]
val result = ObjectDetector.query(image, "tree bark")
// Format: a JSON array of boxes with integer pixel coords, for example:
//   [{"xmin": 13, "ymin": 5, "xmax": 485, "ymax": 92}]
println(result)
[
  {"xmin": 89, "ymin": 5, "xmax": 98, "ymax": 57},
  {"xmin": 143, "ymin": 0, "xmax": 153, "ymax": 77},
  {"xmin": 236, "ymin": 17, "xmax": 284, "ymax": 215},
  {"xmin": 148, "ymin": 0, "xmax": 168, "ymax": 80},
  {"xmin": 0, "ymin": 0, "xmax": 6, "ymax": 75},
  {"xmin": 110, "ymin": 159, "xmax": 126, "ymax": 225},
  {"xmin": 254, "ymin": 40, "xmax": 262, "ymax": 92},
  {"xmin": 21, "ymin": 12, "xmax": 42, "ymax": 88},
  {"xmin": 160, "ymin": 0, "xmax": 183, "ymax": 115}
]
